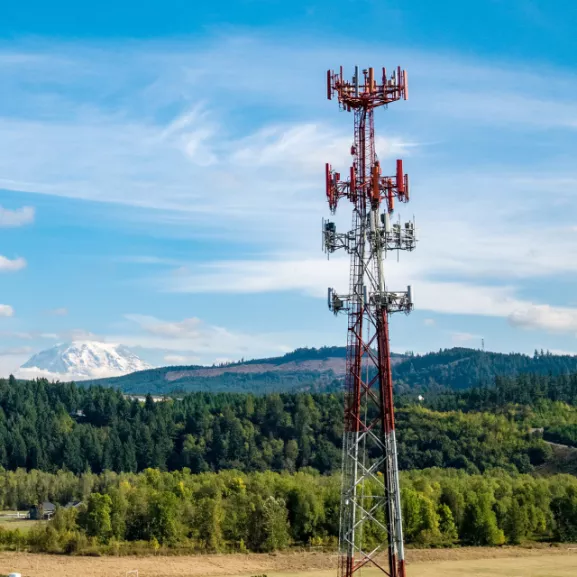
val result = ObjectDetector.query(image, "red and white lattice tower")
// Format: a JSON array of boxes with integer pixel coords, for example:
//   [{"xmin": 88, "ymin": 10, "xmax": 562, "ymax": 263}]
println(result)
[{"xmin": 323, "ymin": 66, "xmax": 415, "ymax": 577}]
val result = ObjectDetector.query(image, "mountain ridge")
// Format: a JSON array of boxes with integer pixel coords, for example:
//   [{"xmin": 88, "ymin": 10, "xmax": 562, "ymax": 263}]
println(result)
[{"xmin": 86, "ymin": 346, "xmax": 577, "ymax": 395}]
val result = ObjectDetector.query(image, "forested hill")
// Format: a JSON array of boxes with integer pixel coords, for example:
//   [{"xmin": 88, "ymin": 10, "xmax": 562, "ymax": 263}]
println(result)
[
  {"xmin": 393, "ymin": 347, "xmax": 577, "ymax": 392},
  {"xmin": 88, "ymin": 346, "xmax": 405, "ymax": 394},
  {"xmin": 88, "ymin": 346, "xmax": 577, "ymax": 395},
  {"xmin": 0, "ymin": 375, "xmax": 555, "ymax": 475}
]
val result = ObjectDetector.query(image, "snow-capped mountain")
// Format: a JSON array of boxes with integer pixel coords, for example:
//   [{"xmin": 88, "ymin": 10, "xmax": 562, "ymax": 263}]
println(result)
[{"xmin": 16, "ymin": 341, "xmax": 153, "ymax": 381}]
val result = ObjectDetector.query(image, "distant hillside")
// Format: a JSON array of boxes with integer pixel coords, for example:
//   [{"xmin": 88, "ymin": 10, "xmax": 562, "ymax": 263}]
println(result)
[
  {"xmin": 88, "ymin": 346, "xmax": 405, "ymax": 394},
  {"xmin": 392, "ymin": 347, "xmax": 577, "ymax": 393},
  {"xmin": 86, "ymin": 346, "xmax": 577, "ymax": 395}
]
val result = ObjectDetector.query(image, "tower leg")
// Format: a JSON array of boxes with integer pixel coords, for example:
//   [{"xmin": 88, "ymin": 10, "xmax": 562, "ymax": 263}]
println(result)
[{"xmin": 377, "ymin": 310, "xmax": 406, "ymax": 577}]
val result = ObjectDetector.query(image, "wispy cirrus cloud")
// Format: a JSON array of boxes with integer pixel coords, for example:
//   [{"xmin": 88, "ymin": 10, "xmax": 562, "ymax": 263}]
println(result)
[
  {"xmin": 154, "ymin": 252, "xmax": 577, "ymax": 336},
  {"xmin": 1, "ymin": 37, "xmax": 577, "ymax": 222},
  {"xmin": 121, "ymin": 313, "xmax": 294, "ymax": 359},
  {"xmin": 4, "ymin": 34, "xmax": 577, "ymax": 353},
  {"xmin": 1, "ymin": 37, "xmax": 576, "ymax": 290}
]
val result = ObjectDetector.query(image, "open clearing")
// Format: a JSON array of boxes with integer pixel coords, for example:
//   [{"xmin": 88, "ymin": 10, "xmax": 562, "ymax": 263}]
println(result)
[
  {"xmin": 0, "ymin": 547, "xmax": 576, "ymax": 577},
  {"xmin": 0, "ymin": 520, "xmax": 43, "ymax": 533},
  {"xmin": 0, "ymin": 512, "xmax": 44, "ymax": 534}
]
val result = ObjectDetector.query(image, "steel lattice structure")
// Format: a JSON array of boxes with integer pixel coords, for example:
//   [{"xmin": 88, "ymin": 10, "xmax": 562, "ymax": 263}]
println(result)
[{"xmin": 323, "ymin": 66, "xmax": 415, "ymax": 577}]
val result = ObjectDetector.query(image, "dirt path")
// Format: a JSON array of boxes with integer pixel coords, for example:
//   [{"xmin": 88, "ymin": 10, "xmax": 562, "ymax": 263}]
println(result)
[{"xmin": 0, "ymin": 547, "xmax": 576, "ymax": 577}]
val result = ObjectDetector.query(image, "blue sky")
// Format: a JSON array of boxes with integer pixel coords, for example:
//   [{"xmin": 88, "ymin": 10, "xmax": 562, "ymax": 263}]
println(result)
[{"xmin": 2, "ymin": 0, "xmax": 577, "ymax": 374}]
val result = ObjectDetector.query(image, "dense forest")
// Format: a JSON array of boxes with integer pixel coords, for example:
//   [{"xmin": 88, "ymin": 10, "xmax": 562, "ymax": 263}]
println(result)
[
  {"xmin": 426, "ymin": 370, "xmax": 577, "ymax": 412},
  {"xmin": 0, "ymin": 376, "xmax": 551, "ymax": 475},
  {"xmin": 1, "ymin": 468, "xmax": 577, "ymax": 554},
  {"xmin": 393, "ymin": 347, "xmax": 577, "ymax": 392},
  {"xmin": 5, "ymin": 364, "xmax": 577, "ymax": 554},
  {"xmin": 88, "ymin": 347, "xmax": 577, "ymax": 395}
]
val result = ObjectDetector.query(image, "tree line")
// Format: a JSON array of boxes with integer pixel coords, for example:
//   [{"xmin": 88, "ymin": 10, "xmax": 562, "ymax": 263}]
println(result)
[{"xmin": 0, "ymin": 468, "xmax": 577, "ymax": 554}]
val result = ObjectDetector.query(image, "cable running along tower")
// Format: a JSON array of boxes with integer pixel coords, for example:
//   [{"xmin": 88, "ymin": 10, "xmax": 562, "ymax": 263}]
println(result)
[{"xmin": 323, "ymin": 66, "xmax": 415, "ymax": 577}]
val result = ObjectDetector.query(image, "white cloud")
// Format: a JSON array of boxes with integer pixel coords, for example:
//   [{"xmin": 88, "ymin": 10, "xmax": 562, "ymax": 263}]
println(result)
[
  {"xmin": 120, "ymin": 313, "xmax": 294, "ymax": 360},
  {"xmin": 157, "ymin": 254, "xmax": 577, "ymax": 335},
  {"xmin": 160, "ymin": 257, "xmax": 349, "ymax": 297},
  {"xmin": 2, "ymin": 38, "xmax": 577, "ymax": 279},
  {"xmin": 0, "ymin": 256, "xmax": 26, "ymax": 272},
  {"xmin": 0, "ymin": 206, "xmax": 34, "ymax": 227},
  {"xmin": 4, "ymin": 36, "xmax": 577, "ymax": 344},
  {"xmin": 0, "ymin": 305, "xmax": 14, "ymax": 317},
  {"xmin": 423, "ymin": 318, "xmax": 435, "ymax": 326},
  {"xmin": 0, "ymin": 113, "xmax": 360, "ymax": 253},
  {"xmin": 508, "ymin": 304, "xmax": 577, "ymax": 333},
  {"xmin": 1, "ymin": 38, "xmax": 576, "ymax": 240},
  {"xmin": 416, "ymin": 281, "xmax": 520, "ymax": 318}
]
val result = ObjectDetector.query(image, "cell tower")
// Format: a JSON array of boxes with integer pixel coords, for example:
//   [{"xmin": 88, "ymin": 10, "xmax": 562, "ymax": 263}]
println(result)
[{"xmin": 323, "ymin": 66, "xmax": 415, "ymax": 577}]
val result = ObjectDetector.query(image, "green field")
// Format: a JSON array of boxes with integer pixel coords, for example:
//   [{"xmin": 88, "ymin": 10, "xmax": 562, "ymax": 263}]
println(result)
[{"xmin": 0, "ymin": 514, "xmax": 45, "ymax": 534}]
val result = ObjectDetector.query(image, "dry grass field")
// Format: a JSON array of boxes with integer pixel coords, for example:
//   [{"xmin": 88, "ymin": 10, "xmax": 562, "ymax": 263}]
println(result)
[{"xmin": 0, "ymin": 547, "xmax": 576, "ymax": 577}]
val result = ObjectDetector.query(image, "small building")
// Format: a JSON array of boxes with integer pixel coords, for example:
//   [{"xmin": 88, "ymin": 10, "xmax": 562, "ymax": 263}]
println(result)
[
  {"xmin": 29, "ymin": 501, "xmax": 55, "ymax": 520},
  {"xmin": 64, "ymin": 500, "xmax": 83, "ymax": 509}
]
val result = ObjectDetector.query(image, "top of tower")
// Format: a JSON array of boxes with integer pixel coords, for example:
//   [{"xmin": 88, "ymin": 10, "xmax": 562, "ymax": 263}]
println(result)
[{"xmin": 327, "ymin": 66, "xmax": 408, "ymax": 110}]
